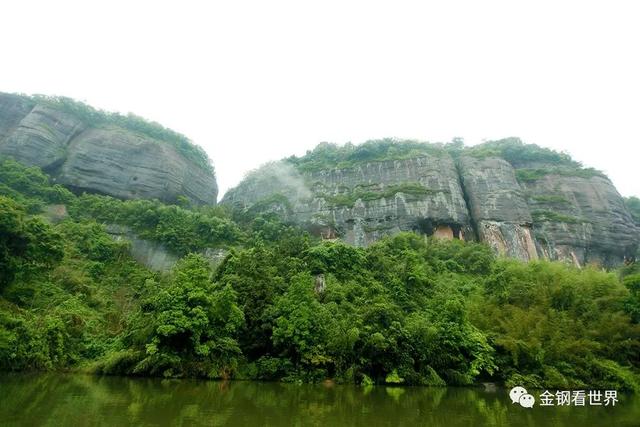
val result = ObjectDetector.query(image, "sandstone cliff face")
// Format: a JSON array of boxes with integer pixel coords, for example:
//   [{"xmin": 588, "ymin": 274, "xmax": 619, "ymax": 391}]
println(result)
[
  {"xmin": 223, "ymin": 156, "xmax": 472, "ymax": 246},
  {"xmin": 0, "ymin": 94, "xmax": 35, "ymax": 141},
  {"xmin": 520, "ymin": 173, "xmax": 638, "ymax": 266},
  {"xmin": 223, "ymin": 147, "xmax": 639, "ymax": 267},
  {"xmin": 458, "ymin": 156, "xmax": 538, "ymax": 261},
  {"xmin": 0, "ymin": 93, "xmax": 217, "ymax": 205}
]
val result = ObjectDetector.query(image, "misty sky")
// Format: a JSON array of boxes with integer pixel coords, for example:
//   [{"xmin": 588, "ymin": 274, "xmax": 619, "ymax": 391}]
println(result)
[{"xmin": 1, "ymin": 1, "xmax": 638, "ymax": 199}]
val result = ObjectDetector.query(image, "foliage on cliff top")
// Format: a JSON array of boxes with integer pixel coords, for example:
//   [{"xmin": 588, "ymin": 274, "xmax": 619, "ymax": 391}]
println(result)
[
  {"xmin": 283, "ymin": 137, "xmax": 606, "ymax": 182},
  {"xmin": 468, "ymin": 138, "xmax": 607, "ymax": 180},
  {"xmin": 286, "ymin": 138, "xmax": 449, "ymax": 172},
  {"xmin": 18, "ymin": 93, "xmax": 214, "ymax": 174},
  {"xmin": 465, "ymin": 137, "xmax": 577, "ymax": 165}
]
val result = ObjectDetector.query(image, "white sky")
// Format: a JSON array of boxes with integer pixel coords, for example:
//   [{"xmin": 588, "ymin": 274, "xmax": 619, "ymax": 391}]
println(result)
[{"xmin": 1, "ymin": 1, "xmax": 638, "ymax": 199}]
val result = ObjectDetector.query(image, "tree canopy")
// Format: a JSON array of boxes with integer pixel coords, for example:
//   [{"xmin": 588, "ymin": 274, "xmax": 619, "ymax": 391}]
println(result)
[{"xmin": 0, "ymin": 158, "xmax": 638, "ymax": 391}]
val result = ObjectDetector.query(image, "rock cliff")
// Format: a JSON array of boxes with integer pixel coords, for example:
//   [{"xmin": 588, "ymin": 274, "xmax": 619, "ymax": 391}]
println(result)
[
  {"xmin": 223, "ymin": 139, "xmax": 639, "ymax": 267},
  {"xmin": 0, "ymin": 93, "xmax": 217, "ymax": 205}
]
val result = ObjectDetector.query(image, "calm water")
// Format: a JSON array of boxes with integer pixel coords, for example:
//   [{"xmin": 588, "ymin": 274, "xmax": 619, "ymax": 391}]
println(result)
[{"xmin": 0, "ymin": 373, "xmax": 638, "ymax": 426}]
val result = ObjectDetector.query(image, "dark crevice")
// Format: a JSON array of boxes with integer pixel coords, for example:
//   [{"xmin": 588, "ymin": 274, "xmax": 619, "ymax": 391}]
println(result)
[{"xmin": 454, "ymin": 158, "xmax": 479, "ymax": 241}]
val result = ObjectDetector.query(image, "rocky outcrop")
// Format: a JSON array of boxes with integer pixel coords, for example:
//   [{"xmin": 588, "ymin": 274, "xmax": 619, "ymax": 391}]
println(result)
[
  {"xmin": 520, "ymin": 173, "xmax": 638, "ymax": 266},
  {"xmin": 0, "ymin": 94, "xmax": 35, "ymax": 141},
  {"xmin": 223, "ymin": 156, "xmax": 472, "ymax": 246},
  {"xmin": 1, "ymin": 105, "xmax": 85, "ymax": 170},
  {"xmin": 58, "ymin": 128, "xmax": 216, "ymax": 203},
  {"xmin": 458, "ymin": 156, "xmax": 538, "ymax": 261},
  {"xmin": 0, "ymin": 93, "xmax": 217, "ymax": 205},
  {"xmin": 222, "ymin": 148, "xmax": 640, "ymax": 267}
]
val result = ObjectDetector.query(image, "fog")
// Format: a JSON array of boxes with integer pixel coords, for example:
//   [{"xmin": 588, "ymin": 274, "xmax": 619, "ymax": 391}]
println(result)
[{"xmin": 1, "ymin": 1, "xmax": 638, "ymax": 198}]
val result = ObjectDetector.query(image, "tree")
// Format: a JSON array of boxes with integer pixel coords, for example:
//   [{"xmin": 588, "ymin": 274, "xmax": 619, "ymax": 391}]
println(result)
[
  {"xmin": 136, "ymin": 254, "xmax": 244, "ymax": 378},
  {"xmin": 271, "ymin": 273, "xmax": 333, "ymax": 378},
  {"xmin": 0, "ymin": 196, "xmax": 63, "ymax": 290}
]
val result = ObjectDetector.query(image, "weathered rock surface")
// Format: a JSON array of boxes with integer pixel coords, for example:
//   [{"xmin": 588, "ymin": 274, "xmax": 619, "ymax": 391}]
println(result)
[
  {"xmin": 520, "ymin": 173, "xmax": 638, "ymax": 266},
  {"xmin": 0, "ymin": 93, "xmax": 217, "ymax": 205},
  {"xmin": 223, "ymin": 149, "xmax": 639, "ymax": 267},
  {"xmin": 458, "ymin": 156, "xmax": 538, "ymax": 261},
  {"xmin": 58, "ymin": 128, "xmax": 216, "ymax": 203},
  {"xmin": 0, "ymin": 94, "xmax": 34, "ymax": 141},
  {"xmin": 223, "ymin": 156, "xmax": 472, "ymax": 246},
  {"xmin": 1, "ymin": 105, "xmax": 85, "ymax": 170}
]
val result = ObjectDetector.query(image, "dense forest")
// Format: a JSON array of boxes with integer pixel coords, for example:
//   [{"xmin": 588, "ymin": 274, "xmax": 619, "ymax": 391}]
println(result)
[{"xmin": 1, "ymin": 157, "xmax": 639, "ymax": 391}]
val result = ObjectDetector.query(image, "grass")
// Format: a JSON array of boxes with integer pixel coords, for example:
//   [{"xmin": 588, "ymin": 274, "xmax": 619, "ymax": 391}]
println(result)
[
  {"xmin": 288, "ymin": 138, "xmax": 448, "ymax": 173},
  {"xmin": 516, "ymin": 167, "xmax": 606, "ymax": 183},
  {"xmin": 318, "ymin": 182, "xmax": 438, "ymax": 208},
  {"xmin": 528, "ymin": 195, "xmax": 570, "ymax": 205},
  {"xmin": 531, "ymin": 210, "xmax": 588, "ymax": 224}
]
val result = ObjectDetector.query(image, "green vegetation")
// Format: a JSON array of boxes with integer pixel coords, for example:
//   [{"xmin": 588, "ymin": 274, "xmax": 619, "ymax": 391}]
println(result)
[
  {"xmin": 1, "ymin": 159, "xmax": 639, "ymax": 392},
  {"xmin": 516, "ymin": 168, "xmax": 551, "ymax": 183},
  {"xmin": 287, "ymin": 138, "xmax": 447, "ymax": 172},
  {"xmin": 318, "ymin": 182, "xmax": 437, "ymax": 208},
  {"xmin": 528, "ymin": 194, "xmax": 570, "ymax": 205},
  {"xmin": 94, "ymin": 254, "xmax": 244, "ymax": 379},
  {"xmin": 1, "ymin": 158, "xmax": 240, "ymax": 255},
  {"xmin": 245, "ymin": 193, "xmax": 293, "ymax": 216},
  {"xmin": 0, "ymin": 203, "xmax": 154, "ymax": 370},
  {"xmin": 516, "ymin": 167, "xmax": 606, "ymax": 183},
  {"xmin": 0, "ymin": 159, "xmax": 74, "ymax": 212},
  {"xmin": 465, "ymin": 137, "xmax": 579, "ymax": 166},
  {"xmin": 23, "ymin": 94, "xmax": 213, "ymax": 173},
  {"xmin": 285, "ymin": 138, "xmax": 608, "ymax": 190},
  {"xmin": 69, "ymin": 195, "xmax": 242, "ymax": 255},
  {"xmin": 0, "ymin": 196, "xmax": 64, "ymax": 291},
  {"xmin": 531, "ymin": 210, "xmax": 587, "ymax": 224}
]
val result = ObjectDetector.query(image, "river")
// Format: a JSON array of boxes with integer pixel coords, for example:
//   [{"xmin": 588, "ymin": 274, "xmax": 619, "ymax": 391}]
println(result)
[{"xmin": 0, "ymin": 373, "xmax": 638, "ymax": 426}]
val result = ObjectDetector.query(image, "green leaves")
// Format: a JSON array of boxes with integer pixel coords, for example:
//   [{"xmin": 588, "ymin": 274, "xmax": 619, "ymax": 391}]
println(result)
[
  {"xmin": 69, "ymin": 194, "xmax": 242, "ymax": 255},
  {"xmin": 0, "ymin": 158, "xmax": 74, "ymax": 210},
  {"xmin": 0, "ymin": 196, "xmax": 64, "ymax": 290},
  {"xmin": 271, "ymin": 273, "xmax": 331, "ymax": 366},
  {"xmin": 1, "ymin": 158, "xmax": 638, "ymax": 390},
  {"xmin": 134, "ymin": 254, "xmax": 244, "ymax": 378},
  {"xmin": 470, "ymin": 260, "xmax": 640, "ymax": 390}
]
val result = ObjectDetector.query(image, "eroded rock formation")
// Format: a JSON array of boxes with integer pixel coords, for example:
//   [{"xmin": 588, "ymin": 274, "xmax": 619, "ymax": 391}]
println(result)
[
  {"xmin": 223, "ymin": 143, "xmax": 639, "ymax": 267},
  {"xmin": 0, "ymin": 93, "xmax": 217, "ymax": 205}
]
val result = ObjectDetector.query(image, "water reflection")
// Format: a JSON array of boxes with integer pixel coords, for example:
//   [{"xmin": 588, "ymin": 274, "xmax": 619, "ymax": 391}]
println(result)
[{"xmin": 0, "ymin": 373, "xmax": 637, "ymax": 426}]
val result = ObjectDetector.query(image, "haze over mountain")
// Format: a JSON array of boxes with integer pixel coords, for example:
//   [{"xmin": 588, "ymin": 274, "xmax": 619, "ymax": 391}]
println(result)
[{"xmin": 1, "ymin": 1, "xmax": 639, "ymax": 198}]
